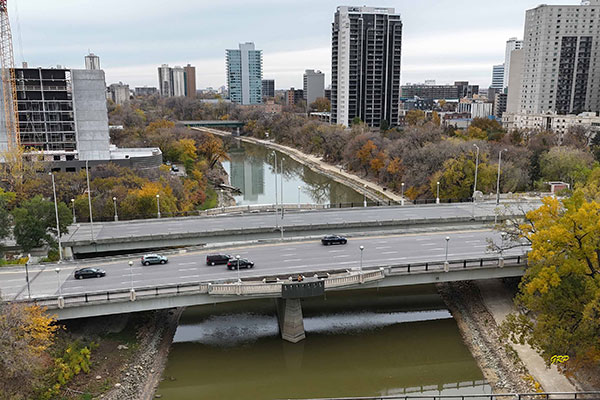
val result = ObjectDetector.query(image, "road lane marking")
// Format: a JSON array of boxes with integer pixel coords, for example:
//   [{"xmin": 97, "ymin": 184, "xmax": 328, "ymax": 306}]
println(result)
[
  {"xmin": 178, "ymin": 268, "xmax": 196, "ymax": 272},
  {"xmin": 423, "ymin": 243, "xmax": 437, "ymax": 246},
  {"xmin": 178, "ymin": 262, "xmax": 196, "ymax": 266},
  {"xmin": 382, "ymin": 251, "xmax": 397, "ymax": 255},
  {"xmin": 333, "ymin": 255, "xmax": 350, "ymax": 258},
  {"xmin": 283, "ymin": 259, "xmax": 302, "ymax": 262},
  {"xmin": 375, "ymin": 246, "xmax": 391, "ymax": 250}
]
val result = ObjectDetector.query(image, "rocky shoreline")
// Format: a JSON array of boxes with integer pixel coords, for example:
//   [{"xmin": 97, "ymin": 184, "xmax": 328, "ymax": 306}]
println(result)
[
  {"xmin": 437, "ymin": 281, "xmax": 537, "ymax": 393},
  {"xmin": 102, "ymin": 308, "xmax": 182, "ymax": 400}
]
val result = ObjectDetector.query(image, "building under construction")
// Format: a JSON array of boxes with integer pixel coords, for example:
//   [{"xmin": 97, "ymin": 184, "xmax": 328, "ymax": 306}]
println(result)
[{"xmin": 0, "ymin": 65, "xmax": 162, "ymax": 170}]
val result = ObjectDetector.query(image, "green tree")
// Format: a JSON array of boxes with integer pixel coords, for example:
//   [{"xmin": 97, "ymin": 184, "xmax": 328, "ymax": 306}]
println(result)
[
  {"xmin": 429, "ymin": 153, "xmax": 497, "ymax": 200},
  {"xmin": 539, "ymin": 146, "xmax": 595, "ymax": 186},
  {"xmin": 310, "ymin": 97, "xmax": 331, "ymax": 112},
  {"xmin": 12, "ymin": 196, "xmax": 71, "ymax": 252},
  {"xmin": 503, "ymin": 193, "xmax": 600, "ymax": 365}
]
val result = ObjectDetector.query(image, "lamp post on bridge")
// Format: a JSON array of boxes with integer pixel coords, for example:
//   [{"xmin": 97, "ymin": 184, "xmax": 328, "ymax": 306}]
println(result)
[
  {"xmin": 156, "ymin": 194, "xmax": 161, "ymax": 219},
  {"xmin": 236, "ymin": 254, "xmax": 241, "ymax": 283},
  {"xmin": 363, "ymin": 184, "xmax": 368, "ymax": 208},
  {"xmin": 401, "ymin": 182, "xmax": 405, "ymax": 206},
  {"xmin": 472, "ymin": 144, "xmax": 480, "ymax": 219},
  {"xmin": 280, "ymin": 157, "xmax": 285, "ymax": 220},
  {"xmin": 297, "ymin": 186, "xmax": 302, "ymax": 208},
  {"xmin": 25, "ymin": 254, "xmax": 31, "ymax": 300},
  {"xmin": 496, "ymin": 149, "xmax": 507, "ymax": 205},
  {"xmin": 444, "ymin": 236, "xmax": 450, "ymax": 272},
  {"xmin": 359, "ymin": 245, "xmax": 364, "ymax": 271},
  {"xmin": 113, "ymin": 197, "xmax": 118, "ymax": 222},
  {"xmin": 55, "ymin": 267, "xmax": 62, "ymax": 297},
  {"xmin": 49, "ymin": 172, "xmax": 63, "ymax": 262},
  {"xmin": 436, "ymin": 181, "xmax": 440, "ymax": 204},
  {"xmin": 128, "ymin": 260, "xmax": 136, "ymax": 300},
  {"xmin": 71, "ymin": 198, "xmax": 76, "ymax": 224},
  {"xmin": 273, "ymin": 151, "xmax": 278, "ymax": 229}
]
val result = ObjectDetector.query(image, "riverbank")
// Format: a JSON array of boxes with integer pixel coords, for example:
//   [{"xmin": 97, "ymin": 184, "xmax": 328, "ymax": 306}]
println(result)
[
  {"xmin": 438, "ymin": 279, "xmax": 594, "ymax": 393},
  {"xmin": 192, "ymin": 127, "xmax": 400, "ymax": 204}
]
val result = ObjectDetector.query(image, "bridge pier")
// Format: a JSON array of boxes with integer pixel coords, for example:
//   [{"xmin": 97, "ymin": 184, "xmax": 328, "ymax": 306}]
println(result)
[{"xmin": 276, "ymin": 298, "xmax": 306, "ymax": 343}]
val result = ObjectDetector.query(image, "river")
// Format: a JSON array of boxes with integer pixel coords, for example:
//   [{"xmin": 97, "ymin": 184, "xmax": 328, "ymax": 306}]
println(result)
[
  {"xmin": 156, "ymin": 287, "xmax": 489, "ymax": 399},
  {"xmin": 221, "ymin": 139, "xmax": 365, "ymax": 206},
  {"xmin": 155, "ymin": 139, "xmax": 489, "ymax": 399}
]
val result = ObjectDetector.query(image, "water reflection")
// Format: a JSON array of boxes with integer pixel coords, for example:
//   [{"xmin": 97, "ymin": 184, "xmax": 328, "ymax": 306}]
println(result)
[
  {"xmin": 222, "ymin": 139, "xmax": 365, "ymax": 206},
  {"xmin": 157, "ymin": 287, "xmax": 490, "ymax": 400}
]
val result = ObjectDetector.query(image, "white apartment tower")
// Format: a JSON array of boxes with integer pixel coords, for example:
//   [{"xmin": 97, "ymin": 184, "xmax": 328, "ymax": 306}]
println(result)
[
  {"xmin": 519, "ymin": 0, "xmax": 600, "ymax": 115},
  {"xmin": 158, "ymin": 64, "xmax": 173, "ymax": 97},
  {"xmin": 503, "ymin": 38, "xmax": 523, "ymax": 89},
  {"xmin": 226, "ymin": 42, "xmax": 263, "ymax": 105},
  {"xmin": 84, "ymin": 53, "xmax": 101, "ymax": 70},
  {"xmin": 331, "ymin": 6, "xmax": 403, "ymax": 128},
  {"xmin": 303, "ymin": 69, "xmax": 325, "ymax": 106},
  {"xmin": 172, "ymin": 66, "xmax": 186, "ymax": 97}
]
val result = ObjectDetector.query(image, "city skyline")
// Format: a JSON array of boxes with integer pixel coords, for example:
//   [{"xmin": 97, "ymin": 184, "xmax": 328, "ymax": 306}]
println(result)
[{"xmin": 10, "ymin": 0, "xmax": 585, "ymax": 89}]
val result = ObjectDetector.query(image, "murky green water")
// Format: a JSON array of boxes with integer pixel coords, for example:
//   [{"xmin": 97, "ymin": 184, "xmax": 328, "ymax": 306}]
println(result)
[
  {"xmin": 156, "ymin": 286, "xmax": 490, "ymax": 399},
  {"xmin": 221, "ymin": 139, "xmax": 365, "ymax": 206}
]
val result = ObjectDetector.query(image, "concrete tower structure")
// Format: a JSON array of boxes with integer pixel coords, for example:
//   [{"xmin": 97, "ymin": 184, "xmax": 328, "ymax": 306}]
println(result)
[
  {"xmin": 331, "ymin": 6, "xmax": 402, "ymax": 128},
  {"xmin": 172, "ymin": 66, "xmax": 185, "ymax": 97},
  {"xmin": 84, "ymin": 53, "xmax": 100, "ymax": 70},
  {"xmin": 184, "ymin": 64, "xmax": 196, "ymax": 98}
]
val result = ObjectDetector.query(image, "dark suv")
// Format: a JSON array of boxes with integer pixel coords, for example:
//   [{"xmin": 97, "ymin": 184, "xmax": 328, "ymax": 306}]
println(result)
[
  {"xmin": 74, "ymin": 268, "xmax": 106, "ymax": 279},
  {"xmin": 141, "ymin": 254, "xmax": 168, "ymax": 265},
  {"xmin": 321, "ymin": 235, "xmax": 347, "ymax": 246},
  {"xmin": 206, "ymin": 254, "xmax": 231, "ymax": 266},
  {"xmin": 227, "ymin": 258, "xmax": 254, "ymax": 270}
]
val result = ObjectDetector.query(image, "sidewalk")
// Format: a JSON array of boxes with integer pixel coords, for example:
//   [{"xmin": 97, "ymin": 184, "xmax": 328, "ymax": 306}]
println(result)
[{"xmin": 476, "ymin": 279, "xmax": 577, "ymax": 392}]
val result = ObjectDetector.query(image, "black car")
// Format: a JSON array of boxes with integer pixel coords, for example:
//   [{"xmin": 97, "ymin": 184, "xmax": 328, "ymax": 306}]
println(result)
[
  {"xmin": 227, "ymin": 258, "xmax": 254, "ymax": 270},
  {"xmin": 321, "ymin": 235, "xmax": 347, "ymax": 245},
  {"xmin": 206, "ymin": 254, "xmax": 231, "ymax": 266},
  {"xmin": 171, "ymin": 165, "xmax": 180, "ymax": 172},
  {"xmin": 74, "ymin": 268, "xmax": 106, "ymax": 279},
  {"xmin": 141, "ymin": 254, "xmax": 168, "ymax": 265}
]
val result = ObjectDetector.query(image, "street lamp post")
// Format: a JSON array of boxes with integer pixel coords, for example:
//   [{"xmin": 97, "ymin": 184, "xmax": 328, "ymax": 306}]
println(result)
[
  {"xmin": 359, "ymin": 245, "xmax": 364, "ymax": 270},
  {"xmin": 235, "ymin": 254, "xmax": 241, "ymax": 282},
  {"xmin": 499, "ymin": 232, "xmax": 507, "ymax": 268},
  {"xmin": 363, "ymin": 184, "xmax": 368, "ymax": 207},
  {"xmin": 273, "ymin": 151, "xmax": 278, "ymax": 228},
  {"xmin": 55, "ymin": 267, "xmax": 62, "ymax": 297},
  {"xmin": 128, "ymin": 260, "xmax": 136, "ymax": 300},
  {"xmin": 113, "ymin": 197, "xmax": 118, "ymax": 221},
  {"xmin": 85, "ymin": 160, "xmax": 95, "ymax": 241},
  {"xmin": 49, "ymin": 173, "xmax": 63, "ymax": 262},
  {"xmin": 25, "ymin": 254, "xmax": 31, "ymax": 299},
  {"xmin": 297, "ymin": 186, "xmax": 301, "ymax": 208},
  {"xmin": 156, "ymin": 194, "xmax": 161, "ymax": 218},
  {"xmin": 472, "ymin": 144, "xmax": 480, "ymax": 219},
  {"xmin": 444, "ymin": 236, "xmax": 450, "ymax": 272},
  {"xmin": 436, "ymin": 181, "xmax": 440, "ymax": 204},
  {"xmin": 71, "ymin": 199, "xmax": 76, "ymax": 224},
  {"xmin": 401, "ymin": 182, "xmax": 405, "ymax": 206},
  {"xmin": 280, "ymin": 158, "xmax": 285, "ymax": 219},
  {"xmin": 496, "ymin": 149, "xmax": 507, "ymax": 205}
]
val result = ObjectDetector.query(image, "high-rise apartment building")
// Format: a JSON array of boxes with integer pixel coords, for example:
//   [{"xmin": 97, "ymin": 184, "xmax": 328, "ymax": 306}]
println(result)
[
  {"xmin": 303, "ymin": 69, "xmax": 325, "ymax": 106},
  {"xmin": 172, "ymin": 66, "xmax": 185, "ymax": 97},
  {"xmin": 226, "ymin": 42, "xmax": 263, "ymax": 105},
  {"xmin": 184, "ymin": 64, "xmax": 196, "ymax": 98},
  {"xmin": 503, "ymin": 37, "xmax": 523, "ymax": 89},
  {"xmin": 84, "ymin": 53, "xmax": 101, "ymax": 70},
  {"xmin": 158, "ymin": 64, "xmax": 173, "ymax": 97},
  {"xmin": 262, "ymin": 79, "xmax": 275, "ymax": 98},
  {"xmin": 108, "ymin": 82, "xmax": 130, "ymax": 105},
  {"xmin": 491, "ymin": 64, "xmax": 505, "ymax": 90},
  {"xmin": 518, "ymin": 0, "xmax": 600, "ymax": 115},
  {"xmin": 331, "ymin": 6, "xmax": 402, "ymax": 127}
]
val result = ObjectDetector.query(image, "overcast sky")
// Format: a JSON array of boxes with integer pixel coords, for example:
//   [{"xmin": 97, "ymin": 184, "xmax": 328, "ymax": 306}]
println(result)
[{"xmin": 11, "ymin": 0, "xmax": 582, "ymax": 90}]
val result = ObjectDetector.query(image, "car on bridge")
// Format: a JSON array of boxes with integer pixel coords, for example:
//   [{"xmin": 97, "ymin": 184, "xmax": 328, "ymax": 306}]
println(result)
[
  {"xmin": 227, "ymin": 258, "xmax": 254, "ymax": 270},
  {"xmin": 74, "ymin": 268, "xmax": 106, "ymax": 279},
  {"xmin": 206, "ymin": 254, "xmax": 232, "ymax": 266},
  {"xmin": 141, "ymin": 254, "xmax": 168, "ymax": 266},
  {"xmin": 321, "ymin": 235, "xmax": 348, "ymax": 246}
]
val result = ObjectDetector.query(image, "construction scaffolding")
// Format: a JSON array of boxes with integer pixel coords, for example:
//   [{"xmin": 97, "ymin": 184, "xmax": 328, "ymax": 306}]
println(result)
[{"xmin": 0, "ymin": 0, "xmax": 20, "ymax": 150}]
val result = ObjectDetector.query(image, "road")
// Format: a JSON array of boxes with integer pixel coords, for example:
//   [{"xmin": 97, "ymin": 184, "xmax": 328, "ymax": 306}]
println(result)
[
  {"xmin": 63, "ymin": 202, "xmax": 537, "ymax": 244},
  {"xmin": 0, "ymin": 230, "xmax": 527, "ymax": 301}
]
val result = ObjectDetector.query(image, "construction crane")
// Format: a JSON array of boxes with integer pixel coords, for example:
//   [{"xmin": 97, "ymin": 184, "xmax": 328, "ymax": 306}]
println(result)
[{"xmin": 0, "ymin": 0, "xmax": 20, "ymax": 150}]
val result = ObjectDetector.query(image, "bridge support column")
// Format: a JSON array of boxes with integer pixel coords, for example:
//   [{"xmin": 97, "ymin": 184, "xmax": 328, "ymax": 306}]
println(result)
[{"xmin": 276, "ymin": 298, "xmax": 306, "ymax": 343}]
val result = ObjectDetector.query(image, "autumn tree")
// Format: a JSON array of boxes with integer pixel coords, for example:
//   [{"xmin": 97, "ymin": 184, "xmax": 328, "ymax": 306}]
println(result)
[
  {"xmin": 196, "ymin": 133, "xmax": 230, "ymax": 169},
  {"xmin": 12, "ymin": 196, "xmax": 71, "ymax": 252},
  {"xmin": 356, "ymin": 140, "xmax": 378, "ymax": 176},
  {"xmin": 405, "ymin": 110, "xmax": 426, "ymax": 126},
  {"xmin": 310, "ymin": 97, "xmax": 331, "ymax": 112},
  {"xmin": 503, "ymin": 193, "xmax": 600, "ymax": 365},
  {"xmin": 429, "ymin": 153, "xmax": 497, "ymax": 200},
  {"xmin": 0, "ymin": 303, "xmax": 58, "ymax": 398}
]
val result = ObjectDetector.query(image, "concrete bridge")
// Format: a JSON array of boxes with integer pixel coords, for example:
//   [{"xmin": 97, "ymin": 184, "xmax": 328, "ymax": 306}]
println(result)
[
  {"xmin": 177, "ymin": 120, "xmax": 245, "ymax": 134},
  {"xmin": 28, "ymin": 255, "xmax": 527, "ymax": 343},
  {"xmin": 60, "ymin": 202, "xmax": 538, "ymax": 258}
]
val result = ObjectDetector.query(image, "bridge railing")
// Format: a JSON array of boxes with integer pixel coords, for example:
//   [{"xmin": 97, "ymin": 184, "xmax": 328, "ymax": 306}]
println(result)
[
  {"xmin": 289, "ymin": 392, "xmax": 600, "ymax": 400},
  {"xmin": 23, "ymin": 255, "xmax": 527, "ymax": 310}
]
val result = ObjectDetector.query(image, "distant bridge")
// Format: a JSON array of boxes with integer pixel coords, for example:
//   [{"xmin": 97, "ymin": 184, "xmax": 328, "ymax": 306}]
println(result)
[{"xmin": 178, "ymin": 120, "xmax": 245, "ymax": 129}]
